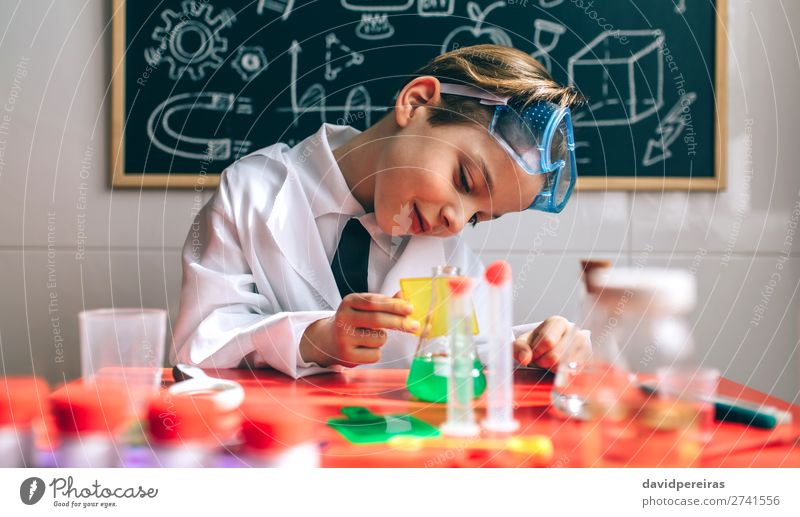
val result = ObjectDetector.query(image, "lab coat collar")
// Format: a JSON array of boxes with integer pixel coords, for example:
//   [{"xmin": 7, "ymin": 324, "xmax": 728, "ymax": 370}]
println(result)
[
  {"xmin": 267, "ymin": 134, "xmax": 343, "ymax": 310},
  {"xmin": 289, "ymin": 123, "xmax": 365, "ymax": 220},
  {"xmin": 267, "ymin": 123, "xmax": 448, "ymax": 307},
  {"xmin": 287, "ymin": 123, "xmax": 412, "ymax": 262}
]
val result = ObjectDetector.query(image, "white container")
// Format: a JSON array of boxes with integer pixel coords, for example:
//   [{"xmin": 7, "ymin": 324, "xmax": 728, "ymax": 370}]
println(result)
[{"xmin": 586, "ymin": 267, "xmax": 697, "ymax": 374}]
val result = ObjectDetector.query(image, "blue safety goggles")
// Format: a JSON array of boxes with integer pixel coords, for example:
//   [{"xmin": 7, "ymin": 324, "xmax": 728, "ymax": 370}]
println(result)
[{"xmin": 439, "ymin": 83, "xmax": 577, "ymax": 213}]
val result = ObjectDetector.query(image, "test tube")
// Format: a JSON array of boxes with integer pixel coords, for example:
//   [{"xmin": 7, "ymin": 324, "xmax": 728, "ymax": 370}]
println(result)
[
  {"xmin": 440, "ymin": 276, "xmax": 480, "ymax": 437},
  {"xmin": 481, "ymin": 261, "xmax": 520, "ymax": 433}
]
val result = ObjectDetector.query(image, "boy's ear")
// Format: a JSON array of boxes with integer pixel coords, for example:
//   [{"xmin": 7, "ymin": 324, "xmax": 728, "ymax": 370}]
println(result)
[{"xmin": 394, "ymin": 76, "xmax": 441, "ymax": 129}]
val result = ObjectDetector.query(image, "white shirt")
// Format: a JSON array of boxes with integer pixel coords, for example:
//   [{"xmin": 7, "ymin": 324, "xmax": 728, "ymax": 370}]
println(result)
[{"xmin": 171, "ymin": 124, "xmax": 536, "ymax": 378}]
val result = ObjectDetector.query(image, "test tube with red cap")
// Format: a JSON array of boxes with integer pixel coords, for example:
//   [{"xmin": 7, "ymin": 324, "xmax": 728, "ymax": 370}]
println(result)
[
  {"xmin": 229, "ymin": 395, "xmax": 320, "ymax": 468},
  {"xmin": 481, "ymin": 261, "xmax": 519, "ymax": 433},
  {"xmin": 440, "ymin": 276, "xmax": 480, "ymax": 437},
  {"xmin": 0, "ymin": 377, "xmax": 49, "ymax": 467},
  {"xmin": 49, "ymin": 382, "xmax": 131, "ymax": 467},
  {"xmin": 144, "ymin": 392, "xmax": 229, "ymax": 467}
]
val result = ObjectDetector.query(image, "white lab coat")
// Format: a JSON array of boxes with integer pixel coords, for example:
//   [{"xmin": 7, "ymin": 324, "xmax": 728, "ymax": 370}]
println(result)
[{"xmin": 171, "ymin": 124, "xmax": 537, "ymax": 378}]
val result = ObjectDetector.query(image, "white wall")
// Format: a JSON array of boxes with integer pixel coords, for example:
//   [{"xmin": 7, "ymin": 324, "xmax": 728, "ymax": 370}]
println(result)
[{"xmin": 1, "ymin": 1, "xmax": 798, "ymax": 401}]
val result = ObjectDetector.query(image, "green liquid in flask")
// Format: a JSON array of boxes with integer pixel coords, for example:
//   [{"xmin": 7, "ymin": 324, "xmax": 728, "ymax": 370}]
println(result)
[{"xmin": 406, "ymin": 355, "xmax": 486, "ymax": 403}]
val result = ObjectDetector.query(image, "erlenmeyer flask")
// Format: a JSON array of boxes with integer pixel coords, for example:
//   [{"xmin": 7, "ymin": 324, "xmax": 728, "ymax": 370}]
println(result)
[{"xmin": 406, "ymin": 266, "xmax": 486, "ymax": 403}]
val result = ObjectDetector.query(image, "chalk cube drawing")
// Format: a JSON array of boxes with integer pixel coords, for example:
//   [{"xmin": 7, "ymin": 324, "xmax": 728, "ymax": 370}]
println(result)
[{"xmin": 568, "ymin": 30, "xmax": 665, "ymax": 127}]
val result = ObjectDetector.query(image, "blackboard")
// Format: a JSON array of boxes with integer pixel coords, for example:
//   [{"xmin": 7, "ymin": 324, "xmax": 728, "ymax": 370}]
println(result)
[{"xmin": 111, "ymin": 0, "xmax": 726, "ymax": 189}]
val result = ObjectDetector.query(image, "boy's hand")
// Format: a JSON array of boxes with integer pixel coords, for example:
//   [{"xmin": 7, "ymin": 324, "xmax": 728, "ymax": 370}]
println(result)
[
  {"xmin": 513, "ymin": 316, "xmax": 587, "ymax": 370},
  {"xmin": 300, "ymin": 293, "xmax": 419, "ymax": 368}
]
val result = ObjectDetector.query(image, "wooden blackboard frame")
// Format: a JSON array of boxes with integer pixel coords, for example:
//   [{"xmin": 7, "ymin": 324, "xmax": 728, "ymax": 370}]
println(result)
[
  {"xmin": 111, "ymin": 0, "xmax": 207, "ymax": 188},
  {"xmin": 111, "ymin": 0, "xmax": 727, "ymax": 191}
]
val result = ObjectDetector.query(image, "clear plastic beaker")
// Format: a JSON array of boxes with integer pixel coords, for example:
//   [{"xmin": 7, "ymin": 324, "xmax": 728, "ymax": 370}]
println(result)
[
  {"xmin": 406, "ymin": 266, "xmax": 485, "ymax": 403},
  {"xmin": 79, "ymin": 308, "xmax": 167, "ymax": 414}
]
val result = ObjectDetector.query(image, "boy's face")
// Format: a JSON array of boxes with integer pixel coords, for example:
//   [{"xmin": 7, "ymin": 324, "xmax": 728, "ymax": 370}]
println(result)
[{"xmin": 373, "ymin": 106, "xmax": 544, "ymax": 238}]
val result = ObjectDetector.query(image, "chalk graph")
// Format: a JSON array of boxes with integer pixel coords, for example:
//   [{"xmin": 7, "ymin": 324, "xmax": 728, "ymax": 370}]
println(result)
[{"xmin": 279, "ymin": 39, "xmax": 383, "ymax": 127}]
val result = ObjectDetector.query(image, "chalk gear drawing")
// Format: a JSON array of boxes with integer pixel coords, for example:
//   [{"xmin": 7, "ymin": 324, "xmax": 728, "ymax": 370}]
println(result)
[{"xmin": 145, "ymin": 0, "xmax": 236, "ymax": 81}]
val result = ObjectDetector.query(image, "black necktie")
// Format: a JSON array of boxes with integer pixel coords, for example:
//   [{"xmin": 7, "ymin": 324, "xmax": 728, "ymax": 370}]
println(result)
[{"xmin": 331, "ymin": 218, "xmax": 370, "ymax": 298}]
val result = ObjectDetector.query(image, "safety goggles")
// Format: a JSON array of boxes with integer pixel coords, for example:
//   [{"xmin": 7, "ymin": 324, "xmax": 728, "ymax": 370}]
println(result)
[{"xmin": 438, "ymin": 82, "xmax": 577, "ymax": 213}]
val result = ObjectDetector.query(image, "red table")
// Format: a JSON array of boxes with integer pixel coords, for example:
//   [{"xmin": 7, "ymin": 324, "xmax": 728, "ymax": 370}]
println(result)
[{"xmin": 163, "ymin": 367, "xmax": 800, "ymax": 468}]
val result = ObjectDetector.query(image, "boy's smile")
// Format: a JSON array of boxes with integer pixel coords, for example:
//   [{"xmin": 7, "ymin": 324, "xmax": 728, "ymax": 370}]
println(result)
[{"xmin": 410, "ymin": 202, "xmax": 430, "ymax": 235}]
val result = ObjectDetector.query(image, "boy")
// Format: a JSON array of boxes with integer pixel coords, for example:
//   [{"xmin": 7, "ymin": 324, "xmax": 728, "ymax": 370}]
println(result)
[{"xmin": 172, "ymin": 45, "xmax": 585, "ymax": 378}]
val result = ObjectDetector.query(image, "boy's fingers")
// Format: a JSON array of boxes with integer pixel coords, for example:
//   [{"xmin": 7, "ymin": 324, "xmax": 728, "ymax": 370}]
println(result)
[
  {"xmin": 345, "ymin": 328, "xmax": 387, "ymax": 348},
  {"xmin": 530, "ymin": 318, "xmax": 569, "ymax": 362},
  {"xmin": 534, "ymin": 351, "xmax": 558, "ymax": 370},
  {"xmin": 354, "ymin": 312, "xmax": 420, "ymax": 333},
  {"xmin": 530, "ymin": 332, "xmax": 555, "ymax": 358},
  {"xmin": 513, "ymin": 338, "xmax": 533, "ymax": 366},
  {"xmin": 345, "ymin": 292, "xmax": 388, "ymax": 308},
  {"xmin": 347, "ymin": 347, "xmax": 382, "ymax": 365},
  {"xmin": 346, "ymin": 293, "xmax": 413, "ymax": 316}
]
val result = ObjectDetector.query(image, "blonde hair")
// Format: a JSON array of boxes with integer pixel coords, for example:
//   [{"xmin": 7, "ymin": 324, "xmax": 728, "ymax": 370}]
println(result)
[{"xmin": 412, "ymin": 44, "xmax": 585, "ymax": 126}]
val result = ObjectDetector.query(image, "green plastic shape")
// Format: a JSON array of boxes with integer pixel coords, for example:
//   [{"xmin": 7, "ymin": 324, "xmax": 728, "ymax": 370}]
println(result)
[{"xmin": 327, "ymin": 406, "xmax": 440, "ymax": 444}]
